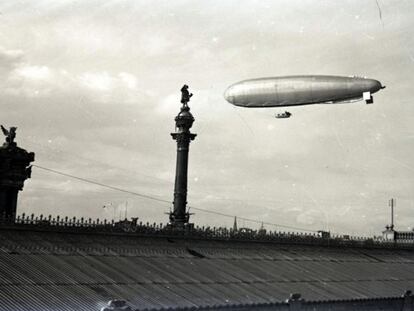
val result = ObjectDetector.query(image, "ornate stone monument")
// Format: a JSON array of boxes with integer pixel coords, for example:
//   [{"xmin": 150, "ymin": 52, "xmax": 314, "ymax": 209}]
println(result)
[
  {"xmin": 169, "ymin": 85, "xmax": 197, "ymax": 228},
  {"xmin": 0, "ymin": 126, "xmax": 34, "ymax": 219}
]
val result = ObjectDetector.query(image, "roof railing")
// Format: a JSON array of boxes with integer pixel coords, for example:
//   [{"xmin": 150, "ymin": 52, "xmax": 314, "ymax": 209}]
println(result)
[{"xmin": 1, "ymin": 213, "xmax": 413, "ymax": 249}]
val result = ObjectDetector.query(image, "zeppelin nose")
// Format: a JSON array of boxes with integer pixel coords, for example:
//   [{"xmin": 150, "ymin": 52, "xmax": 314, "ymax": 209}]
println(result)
[
  {"xmin": 224, "ymin": 86, "xmax": 234, "ymax": 103},
  {"xmin": 367, "ymin": 79, "xmax": 384, "ymax": 93}
]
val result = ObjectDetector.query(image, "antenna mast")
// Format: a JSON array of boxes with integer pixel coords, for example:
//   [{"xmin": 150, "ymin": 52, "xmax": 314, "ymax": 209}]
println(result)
[{"xmin": 389, "ymin": 198, "xmax": 395, "ymax": 230}]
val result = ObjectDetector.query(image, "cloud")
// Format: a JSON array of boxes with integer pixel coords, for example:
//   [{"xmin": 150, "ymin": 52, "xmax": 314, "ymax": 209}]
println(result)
[
  {"xmin": 14, "ymin": 65, "xmax": 52, "ymax": 80},
  {"xmin": 118, "ymin": 72, "xmax": 137, "ymax": 89},
  {"xmin": 1, "ymin": 58, "xmax": 145, "ymax": 104},
  {"xmin": 77, "ymin": 71, "xmax": 145, "ymax": 104},
  {"xmin": 0, "ymin": 46, "xmax": 23, "ymax": 69},
  {"xmin": 79, "ymin": 71, "xmax": 114, "ymax": 91}
]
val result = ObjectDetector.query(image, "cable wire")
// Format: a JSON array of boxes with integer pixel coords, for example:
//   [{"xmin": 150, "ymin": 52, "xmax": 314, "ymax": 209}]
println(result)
[
  {"xmin": 32, "ymin": 164, "xmax": 171, "ymax": 205},
  {"xmin": 32, "ymin": 164, "xmax": 317, "ymax": 232}
]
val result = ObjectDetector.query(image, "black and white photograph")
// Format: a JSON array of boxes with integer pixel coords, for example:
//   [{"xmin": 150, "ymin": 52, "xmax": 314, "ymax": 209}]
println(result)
[{"xmin": 0, "ymin": 1, "xmax": 413, "ymax": 310}]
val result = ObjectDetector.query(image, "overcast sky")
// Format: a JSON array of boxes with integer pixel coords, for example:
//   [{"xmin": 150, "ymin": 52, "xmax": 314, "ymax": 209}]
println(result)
[{"xmin": 1, "ymin": 0, "xmax": 413, "ymax": 235}]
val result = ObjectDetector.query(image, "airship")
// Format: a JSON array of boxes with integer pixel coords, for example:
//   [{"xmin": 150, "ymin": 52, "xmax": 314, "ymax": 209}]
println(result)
[{"xmin": 224, "ymin": 75, "xmax": 385, "ymax": 108}]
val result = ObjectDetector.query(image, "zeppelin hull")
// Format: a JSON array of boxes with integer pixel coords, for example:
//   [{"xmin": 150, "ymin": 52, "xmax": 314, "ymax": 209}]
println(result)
[{"xmin": 224, "ymin": 75, "xmax": 384, "ymax": 107}]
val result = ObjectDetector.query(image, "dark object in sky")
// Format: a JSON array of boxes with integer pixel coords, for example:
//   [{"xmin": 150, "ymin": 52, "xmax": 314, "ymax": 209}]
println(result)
[
  {"xmin": 180, "ymin": 84, "xmax": 193, "ymax": 107},
  {"xmin": 275, "ymin": 111, "xmax": 291, "ymax": 118},
  {"xmin": 224, "ymin": 75, "xmax": 385, "ymax": 107}
]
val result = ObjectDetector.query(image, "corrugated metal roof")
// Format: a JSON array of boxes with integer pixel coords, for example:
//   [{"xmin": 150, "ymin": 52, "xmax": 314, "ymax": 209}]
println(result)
[{"xmin": 0, "ymin": 227, "xmax": 414, "ymax": 311}]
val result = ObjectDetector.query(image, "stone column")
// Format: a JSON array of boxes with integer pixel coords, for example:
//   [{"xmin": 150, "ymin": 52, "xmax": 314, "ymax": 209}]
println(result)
[{"xmin": 169, "ymin": 87, "xmax": 196, "ymax": 227}]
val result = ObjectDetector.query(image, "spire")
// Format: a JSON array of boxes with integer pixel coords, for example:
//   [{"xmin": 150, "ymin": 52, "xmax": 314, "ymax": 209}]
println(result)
[
  {"xmin": 259, "ymin": 221, "xmax": 266, "ymax": 235},
  {"xmin": 233, "ymin": 216, "xmax": 238, "ymax": 231},
  {"xmin": 389, "ymin": 198, "xmax": 395, "ymax": 230}
]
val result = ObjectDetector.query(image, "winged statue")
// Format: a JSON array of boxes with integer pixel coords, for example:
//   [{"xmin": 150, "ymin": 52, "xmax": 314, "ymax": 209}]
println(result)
[{"xmin": 1, "ymin": 125, "xmax": 17, "ymax": 144}]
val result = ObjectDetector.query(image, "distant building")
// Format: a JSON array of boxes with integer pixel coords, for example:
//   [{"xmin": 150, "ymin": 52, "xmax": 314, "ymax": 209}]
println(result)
[
  {"xmin": 396, "ymin": 230, "xmax": 414, "ymax": 242},
  {"xmin": 382, "ymin": 225, "xmax": 396, "ymax": 241},
  {"xmin": 380, "ymin": 198, "xmax": 414, "ymax": 243},
  {"xmin": 383, "ymin": 225, "xmax": 414, "ymax": 243},
  {"xmin": 317, "ymin": 230, "xmax": 331, "ymax": 239}
]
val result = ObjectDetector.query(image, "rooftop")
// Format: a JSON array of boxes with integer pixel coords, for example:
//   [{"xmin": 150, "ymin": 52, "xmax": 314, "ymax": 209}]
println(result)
[{"xmin": 1, "ymin": 214, "xmax": 414, "ymax": 310}]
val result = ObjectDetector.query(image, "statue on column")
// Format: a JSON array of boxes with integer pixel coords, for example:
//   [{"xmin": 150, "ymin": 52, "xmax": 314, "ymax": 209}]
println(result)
[
  {"xmin": 180, "ymin": 84, "xmax": 193, "ymax": 107},
  {"xmin": 170, "ymin": 84, "xmax": 196, "ymax": 228},
  {"xmin": 1, "ymin": 125, "xmax": 17, "ymax": 145},
  {"xmin": 0, "ymin": 125, "xmax": 34, "ymax": 220}
]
